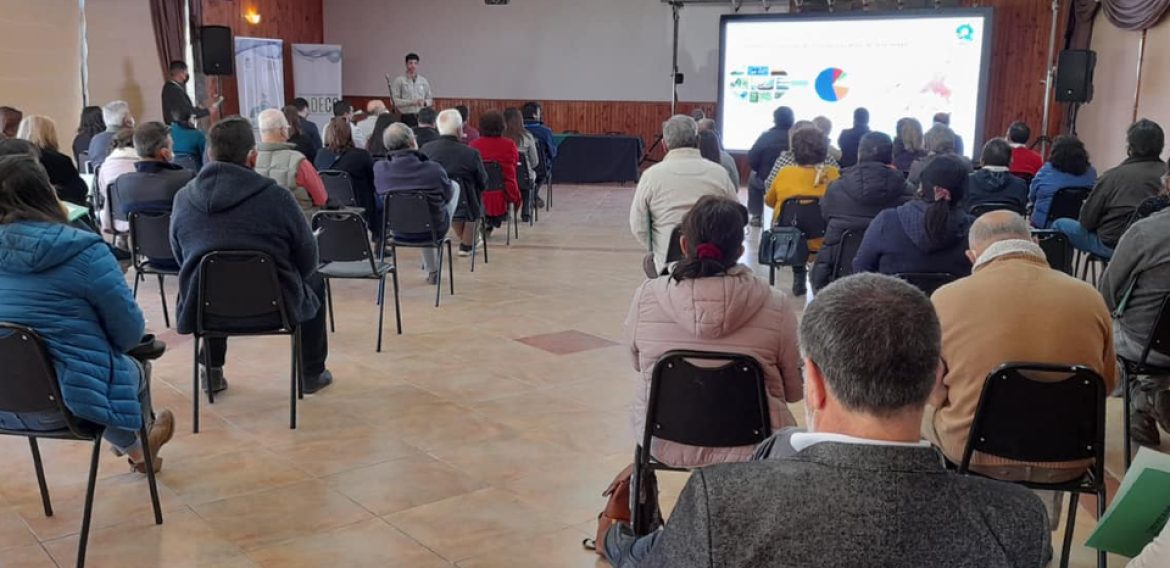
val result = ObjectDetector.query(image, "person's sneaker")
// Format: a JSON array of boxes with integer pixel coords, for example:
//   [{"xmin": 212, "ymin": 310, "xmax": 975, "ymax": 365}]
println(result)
[
  {"xmin": 303, "ymin": 370, "xmax": 333, "ymax": 395},
  {"xmin": 199, "ymin": 364, "xmax": 229, "ymax": 394},
  {"xmin": 426, "ymin": 271, "xmax": 440, "ymax": 285},
  {"xmin": 750, "ymin": 215, "xmax": 763, "ymax": 228},
  {"xmin": 1156, "ymin": 390, "xmax": 1170, "ymax": 434},
  {"xmin": 131, "ymin": 409, "xmax": 174, "ymax": 474},
  {"xmin": 458, "ymin": 245, "xmax": 472, "ymax": 257},
  {"xmin": 1132, "ymin": 408, "xmax": 1162, "ymax": 447},
  {"xmin": 792, "ymin": 278, "xmax": 807, "ymax": 297}
]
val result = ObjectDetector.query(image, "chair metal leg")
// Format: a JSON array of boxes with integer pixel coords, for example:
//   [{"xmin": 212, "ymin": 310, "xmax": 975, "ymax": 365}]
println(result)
[
  {"xmin": 1097, "ymin": 487, "xmax": 1107, "ymax": 568},
  {"xmin": 376, "ymin": 276, "xmax": 386, "ymax": 352},
  {"xmin": 138, "ymin": 423, "xmax": 163, "ymax": 525},
  {"xmin": 769, "ymin": 265, "xmax": 776, "ymax": 286},
  {"xmin": 156, "ymin": 275, "xmax": 170, "ymax": 329},
  {"xmin": 1060, "ymin": 492, "xmax": 1080, "ymax": 568},
  {"xmin": 28, "ymin": 438, "xmax": 53, "ymax": 516},
  {"xmin": 75, "ymin": 437, "xmax": 102, "ymax": 568},
  {"xmin": 203, "ymin": 338, "xmax": 216, "ymax": 406},
  {"xmin": 515, "ymin": 205, "xmax": 521, "ymax": 239},
  {"xmin": 1122, "ymin": 364, "xmax": 1133, "ymax": 469},
  {"xmin": 630, "ymin": 446, "xmax": 642, "ymax": 536},
  {"xmin": 325, "ymin": 279, "xmax": 335, "ymax": 333},
  {"xmin": 391, "ymin": 269, "xmax": 403, "ymax": 335},
  {"xmin": 547, "ymin": 179, "xmax": 553, "ymax": 210},
  {"xmin": 290, "ymin": 330, "xmax": 299, "ymax": 430},
  {"xmin": 434, "ymin": 244, "xmax": 443, "ymax": 308},
  {"xmin": 132, "ymin": 271, "xmax": 142, "ymax": 299},
  {"xmin": 447, "ymin": 240, "xmax": 455, "ymax": 296},
  {"xmin": 481, "ymin": 221, "xmax": 490, "ymax": 264},
  {"xmin": 191, "ymin": 335, "xmax": 200, "ymax": 434}
]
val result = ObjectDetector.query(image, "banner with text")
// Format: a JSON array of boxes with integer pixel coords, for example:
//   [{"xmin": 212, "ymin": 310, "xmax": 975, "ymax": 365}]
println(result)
[
  {"xmin": 234, "ymin": 37, "xmax": 285, "ymax": 125},
  {"xmin": 292, "ymin": 44, "xmax": 343, "ymax": 134}
]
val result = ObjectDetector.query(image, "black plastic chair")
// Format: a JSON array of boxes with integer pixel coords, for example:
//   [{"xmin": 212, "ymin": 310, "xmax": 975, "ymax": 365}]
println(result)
[
  {"xmin": 535, "ymin": 137, "xmax": 553, "ymax": 211},
  {"xmin": 172, "ymin": 153, "xmax": 199, "ymax": 171},
  {"xmin": 483, "ymin": 161, "xmax": 519, "ymax": 244},
  {"xmin": 319, "ymin": 169, "xmax": 358, "ymax": 208},
  {"xmin": 381, "ymin": 192, "xmax": 455, "ymax": 308},
  {"xmin": 632, "ymin": 350, "xmax": 771, "ymax": 535},
  {"xmin": 969, "ymin": 200, "xmax": 1024, "ymax": 217},
  {"xmin": 1032, "ymin": 229, "xmax": 1074, "ymax": 275},
  {"xmin": 78, "ymin": 150, "xmax": 93, "ymax": 174},
  {"xmin": 191, "ymin": 251, "xmax": 303, "ymax": 432},
  {"xmin": 829, "ymin": 228, "xmax": 863, "ymax": 282},
  {"xmin": 313, "ymin": 211, "xmax": 400, "ymax": 351},
  {"xmin": 1117, "ymin": 293, "xmax": 1170, "ymax": 469},
  {"xmin": 896, "ymin": 272, "xmax": 958, "ymax": 296},
  {"xmin": 1079, "ymin": 254, "xmax": 1108, "ymax": 287},
  {"xmin": 0, "ymin": 323, "xmax": 163, "ymax": 568},
  {"xmin": 518, "ymin": 153, "xmax": 539, "ymax": 225},
  {"xmin": 958, "ymin": 363, "xmax": 1107, "ymax": 568},
  {"xmin": 768, "ymin": 197, "xmax": 826, "ymax": 285},
  {"xmin": 1045, "ymin": 186, "xmax": 1092, "ymax": 227},
  {"xmin": 128, "ymin": 211, "xmax": 179, "ymax": 328},
  {"xmin": 105, "ymin": 174, "xmax": 129, "ymax": 244}
]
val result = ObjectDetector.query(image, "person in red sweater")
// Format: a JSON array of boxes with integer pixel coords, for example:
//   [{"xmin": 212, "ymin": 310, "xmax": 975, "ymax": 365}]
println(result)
[
  {"xmin": 1007, "ymin": 121, "xmax": 1043, "ymax": 177},
  {"xmin": 470, "ymin": 110, "xmax": 520, "ymax": 232}
]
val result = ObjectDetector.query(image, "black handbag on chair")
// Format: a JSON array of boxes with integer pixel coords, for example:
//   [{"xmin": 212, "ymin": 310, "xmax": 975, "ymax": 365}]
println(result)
[{"xmin": 758, "ymin": 227, "xmax": 810, "ymax": 267}]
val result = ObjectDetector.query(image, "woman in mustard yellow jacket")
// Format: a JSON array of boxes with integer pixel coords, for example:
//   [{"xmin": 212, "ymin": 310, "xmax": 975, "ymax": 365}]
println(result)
[{"xmin": 765, "ymin": 126, "xmax": 840, "ymax": 295}]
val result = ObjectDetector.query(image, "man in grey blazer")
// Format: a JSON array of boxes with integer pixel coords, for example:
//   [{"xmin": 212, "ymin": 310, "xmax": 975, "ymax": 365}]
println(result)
[{"xmin": 604, "ymin": 273, "xmax": 1052, "ymax": 568}]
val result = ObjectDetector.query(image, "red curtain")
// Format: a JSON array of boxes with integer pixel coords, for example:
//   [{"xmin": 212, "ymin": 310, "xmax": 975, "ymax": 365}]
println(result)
[{"xmin": 149, "ymin": 0, "xmax": 186, "ymax": 77}]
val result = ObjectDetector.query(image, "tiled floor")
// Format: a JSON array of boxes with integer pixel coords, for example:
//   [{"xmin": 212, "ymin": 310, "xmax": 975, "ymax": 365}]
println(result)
[{"xmin": 0, "ymin": 183, "xmax": 1158, "ymax": 567}]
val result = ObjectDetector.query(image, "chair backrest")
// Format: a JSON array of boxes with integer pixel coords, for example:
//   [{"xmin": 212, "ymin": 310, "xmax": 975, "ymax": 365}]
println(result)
[
  {"xmin": 533, "ymin": 138, "xmax": 550, "ymax": 177},
  {"xmin": 195, "ymin": 251, "xmax": 292, "ymax": 332},
  {"xmin": 896, "ymin": 272, "xmax": 957, "ymax": 296},
  {"xmin": 128, "ymin": 211, "xmax": 176, "ymax": 265},
  {"xmin": 483, "ymin": 161, "xmax": 505, "ymax": 193},
  {"xmin": 318, "ymin": 170, "xmax": 358, "ymax": 207},
  {"xmin": 960, "ymin": 363, "xmax": 1104, "ymax": 470},
  {"xmin": 643, "ymin": 350, "xmax": 772, "ymax": 449},
  {"xmin": 831, "ymin": 228, "xmax": 864, "ymax": 280},
  {"xmin": 78, "ymin": 151, "xmax": 92, "ymax": 174},
  {"xmin": 312, "ymin": 210, "xmax": 377, "ymax": 269},
  {"xmin": 775, "ymin": 197, "xmax": 826, "ymax": 239},
  {"xmin": 1031, "ymin": 229, "xmax": 1074, "ymax": 274},
  {"xmin": 0, "ymin": 324, "xmax": 89, "ymax": 437},
  {"xmin": 382, "ymin": 191, "xmax": 440, "ymax": 240},
  {"xmin": 969, "ymin": 201, "xmax": 1024, "ymax": 217},
  {"xmin": 172, "ymin": 153, "xmax": 198, "ymax": 171},
  {"xmin": 516, "ymin": 154, "xmax": 534, "ymax": 191},
  {"xmin": 1139, "ymin": 294, "xmax": 1170, "ymax": 364},
  {"xmin": 1046, "ymin": 186, "xmax": 1092, "ymax": 225},
  {"xmin": 663, "ymin": 226, "xmax": 685, "ymax": 265}
]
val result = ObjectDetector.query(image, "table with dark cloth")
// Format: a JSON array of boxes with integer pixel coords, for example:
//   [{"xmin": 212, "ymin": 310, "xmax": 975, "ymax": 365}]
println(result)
[{"xmin": 551, "ymin": 134, "xmax": 643, "ymax": 184}]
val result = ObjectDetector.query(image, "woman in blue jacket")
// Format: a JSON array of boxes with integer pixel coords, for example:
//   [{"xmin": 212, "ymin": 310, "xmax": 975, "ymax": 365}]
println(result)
[
  {"xmin": 0, "ymin": 154, "xmax": 173, "ymax": 473},
  {"xmin": 1029, "ymin": 135, "xmax": 1097, "ymax": 228}
]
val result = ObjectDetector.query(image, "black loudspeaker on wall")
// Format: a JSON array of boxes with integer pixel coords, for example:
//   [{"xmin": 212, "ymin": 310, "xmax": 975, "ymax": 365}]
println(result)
[
  {"xmin": 1055, "ymin": 50, "xmax": 1096, "ymax": 104},
  {"xmin": 200, "ymin": 25, "xmax": 234, "ymax": 76}
]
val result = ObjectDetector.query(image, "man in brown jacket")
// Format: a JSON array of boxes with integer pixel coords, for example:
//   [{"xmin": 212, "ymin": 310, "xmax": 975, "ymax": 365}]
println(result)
[{"xmin": 928, "ymin": 211, "xmax": 1116, "ymax": 481}]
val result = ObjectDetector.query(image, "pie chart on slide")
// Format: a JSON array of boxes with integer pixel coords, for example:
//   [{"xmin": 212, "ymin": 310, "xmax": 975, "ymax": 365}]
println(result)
[{"xmin": 815, "ymin": 67, "xmax": 849, "ymax": 102}]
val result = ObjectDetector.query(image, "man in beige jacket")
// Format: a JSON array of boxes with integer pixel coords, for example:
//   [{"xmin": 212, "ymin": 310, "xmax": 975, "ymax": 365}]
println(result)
[{"xmin": 630, "ymin": 115, "xmax": 738, "ymax": 277}]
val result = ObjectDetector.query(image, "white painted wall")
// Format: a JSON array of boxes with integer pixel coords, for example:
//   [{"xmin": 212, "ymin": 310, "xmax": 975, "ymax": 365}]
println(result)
[{"xmin": 324, "ymin": 0, "xmax": 786, "ymax": 102}]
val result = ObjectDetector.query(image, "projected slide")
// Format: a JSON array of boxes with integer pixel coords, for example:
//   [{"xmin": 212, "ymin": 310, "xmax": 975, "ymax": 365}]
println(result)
[{"xmin": 719, "ymin": 11, "xmax": 991, "ymax": 155}]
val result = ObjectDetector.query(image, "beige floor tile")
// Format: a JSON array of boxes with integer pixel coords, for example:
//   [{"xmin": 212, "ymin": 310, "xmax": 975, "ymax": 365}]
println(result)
[
  {"xmin": 430, "ymin": 435, "xmax": 580, "ymax": 485},
  {"xmin": 377, "ymin": 402, "xmax": 517, "ymax": 452},
  {"xmin": 160, "ymin": 449, "xmax": 311, "ymax": 505},
  {"xmin": 501, "ymin": 453, "xmax": 632, "ymax": 526},
  {"xmin": 456, "ymin": 527, "xmax": 608, "ymax": 568},
  {"xmin": 325, "ymin": 453, "xmax": 488, "ymax": 516},
  {"xmin": 191, "ymin": 480, "xmax": 373, "ymax": 551},
  {"xmin": 15, "ymin": 472, "xmax": 186, "ymax": 542},
  {"xmin": 245, "ymin": 518, "xmax": 450, "ymax": 568},
  {"xmin": 261, "ymin": 425, "xmax": 419, "ymax": 478},
  {"xmin": 0, "ymin": 508, "xmax": 38, "ymax": 552},
  {"xmin": 0, "ymin": 543, "xmax": 57, "ymax": 568}
]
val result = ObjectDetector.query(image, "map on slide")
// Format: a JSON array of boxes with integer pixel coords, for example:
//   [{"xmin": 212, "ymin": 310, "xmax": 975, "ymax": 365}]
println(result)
[{"xmin": 814, "ymin": 67, "xmax": 849, "ymax": 102}]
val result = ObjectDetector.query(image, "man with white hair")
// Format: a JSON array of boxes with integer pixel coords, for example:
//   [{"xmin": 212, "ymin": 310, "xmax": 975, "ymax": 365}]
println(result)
[
  {"xmin": 630, "ymin": 115, "xmax": 738, "ymax": 277},
  {"xmin": 420, "ymin": 109, "xmax": 487, "ymax": 256},
  {"xmin": 88, "ymin": 100, "xmax": 134, "ymax": 167},
  {"xmin": 254, "ymin": 108, "xmax": 328, "ymax": 215},
  {"xmin": 355, "ymin": 99, "xmax": 388, "ymax": 148},
  {"xmin": 374, "ymin": 123, "xmax": 460, "ymax": 283}
]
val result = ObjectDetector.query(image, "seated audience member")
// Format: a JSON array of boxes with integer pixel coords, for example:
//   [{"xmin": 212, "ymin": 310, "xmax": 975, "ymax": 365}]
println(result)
[
  {"xmin": 96, "ymin": 127, "xmax": 139, "ymax": 236},
  {"xmin": 813, "ymin": 115, "xmax": 843, "ymax": 164},
  {"xmin": 812, "ymin": 131, "xmax": 913, "ymax": 292},
  {"xmin": 630, "ymin": 115, "xmax": 738, "ymax": 277},
  {"xmin": 854, "ymin": 155, "xmax": 974, "ymax": 278},
  {"xmin": 170, "ymin": 117, "xmax": 333, "ymax": 395},
  {"xmin": 0, "ymin": 106, "xmax": 22, "ymax": 139},
  {"xmin": 114, "ymin": 122, "xmax": 195, "ymax": 269},
  {"xmin": 254, "ymin": 108, "xmax": 328, "ymax": 215},
  {"xmin": 604, "ymin": 273, "xmax": 1052, "ymax": 567},
  {"xmin": 907, "ymin": 122, "xmax": 972, "ymax": 186},
  {"xmin": 420, "ymin": 109, "xmax": 487, "ymax": 257},
  {"xmin": 764, "ymin": 120, "xmax": 841, "ymax": 192},
  {"xmin": 333, "ymin": 100, "xmax": 366, "ymax": 149},
  {"xmin": 893, "ymin": 117, "xmax": 928, "ymax": 174},
  {"xmin": 1029, "ymin": 135, "xmax": 1097, "ymax": 228},
  {"xmin": 766, "ymin": 126, "xmax": 842, "ymax": 295},
  {"xmin": 522, "ymin": 101, "xmax": 556, "ymax": 177},
  {"xmin": 1007, "ymin": 121, "xmax": 1043, "ymax": 177},
  {"xmin": 697, "ymin": 118, "xmax": 739, "ymax": 189},
  {"xmin": 929, "ymin": 211, "xmax": 1115, "ymax": 478},
  {"xmin": 625, "ymin": 195, "xmax": 802, "ymax": 467},
  {"xmin": 836, "ymin": 107, "xmax": 870, "ymax": 168},
  {"xmin": 934, "ymin": 111, "xmax": 964, "ymax": 156},
  {"xmin": 966, "ymin": 138, "xmax": 1028, "ymax": 215},
  {"xmin": 1053, "ymin": 119, "xmax": 1166, "ymax": 260},
  {"xmin": 504, "ymin": 107, "xmax": 541, "ymax": 222},
  {"xmin": 747, "ymin": 106, "xmax": 795, "ymax": 227},
  {"xmin": 292, "ymin": 97, "xmax": 324, "ymax": 156},
  {"xmin": 413, "ymin": 107, "xmax": 440, "ymax": 148},
  {"xmin": 457, "ymin": 105, "xmax": 480, "ymax": 143},
  {"xmin": 366, "ymin": 113, "xmax": 397, "ymax": 159},
  {"xmin": 374, "ymin": 123, "xmax": 459, "ymax": 284},
  {"xmin": 72, "ymin": 106, "xmax": 105, "ymax": 165},
  {"xmin": 17, "ymin": 115, "xmax": 88, "ymax": 206},
  {"xmin": 356, "ymin": 99, "xmax": 389, "ymax": 145},
  {"xmin": 1099, "ymin": 163, "xmax": 1170, "ymax": 445},
  {"xmin": 470, "ymin": 110, "xmax": 521, "ymax": 233},
  {"xmin": 88, "ymin": 100, "xmax": 134, "ymax": 167},
  {"xmin": 282, "ymin": 106, "xmax": 316, "ymax": 163},
  {"xmin": 0, "ymin": 154, "xmax": 175, "ymax": 473},
  {"xmin": 170, "ymin": 108, "xmax": 207, "ymax": 169},
  {"xmin": 314, "ymin": 116, "xmax": 376, "ymax": 222}
]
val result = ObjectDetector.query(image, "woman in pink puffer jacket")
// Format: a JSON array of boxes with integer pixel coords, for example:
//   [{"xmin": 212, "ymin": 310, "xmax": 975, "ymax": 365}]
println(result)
[{"xmin": 624, "ymin": 195, "xmax": 803, "ymax": 468}]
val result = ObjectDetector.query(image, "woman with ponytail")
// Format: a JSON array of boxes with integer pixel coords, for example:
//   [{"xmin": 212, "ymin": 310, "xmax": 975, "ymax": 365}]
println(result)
[
  {"xmin": 853, "ymin": 155, "xmax": 974, "ymax": 279},
  {"xmin": 624, "ymin": 195, "xmax": 803, "ymax": 468}
]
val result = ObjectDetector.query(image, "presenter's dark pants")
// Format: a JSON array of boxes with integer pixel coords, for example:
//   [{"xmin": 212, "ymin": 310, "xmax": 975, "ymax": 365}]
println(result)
[
  {"xmin": 400, "ymin": 113, "xmax": 419, "ymax": 127},
  {"xmin": 200, "ymin": 274, "xmax": 329, "ymax": 377},
  {"xmin": 747, "ymin": 172, "xmax": 765, "ymax": 218}
]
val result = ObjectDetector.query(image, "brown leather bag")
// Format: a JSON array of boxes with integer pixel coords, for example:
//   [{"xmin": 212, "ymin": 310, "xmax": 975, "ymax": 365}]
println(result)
[{"xmin": 583, "ymin": 463, "xmax": 662, "ymax": 557}]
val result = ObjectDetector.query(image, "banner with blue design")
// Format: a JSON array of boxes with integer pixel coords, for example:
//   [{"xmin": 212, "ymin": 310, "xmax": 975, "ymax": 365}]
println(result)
[
  {"xmin": 292, "ymin": 44, "xmax": 343, "ymax": 135},
  {"xmin": 234, "ymin": 37, "xmax": 285, "ymax": 125}
]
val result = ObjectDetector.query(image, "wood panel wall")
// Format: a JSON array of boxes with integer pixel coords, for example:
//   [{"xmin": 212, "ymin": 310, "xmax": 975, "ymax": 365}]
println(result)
[{"xmin": 201, "ymin": 0, "xmax": 323, "ymax": 119}]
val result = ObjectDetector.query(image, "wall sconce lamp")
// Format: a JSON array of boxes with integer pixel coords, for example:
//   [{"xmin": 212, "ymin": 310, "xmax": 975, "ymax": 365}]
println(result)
[{"xmin": 244, "ymin": 10, "xmax": 261, "ymax": 25}]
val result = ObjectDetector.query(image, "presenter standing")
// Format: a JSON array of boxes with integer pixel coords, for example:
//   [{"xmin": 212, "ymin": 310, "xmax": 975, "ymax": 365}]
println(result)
[
  {"xmin": 392, "ymin": 53, "xmax": 433, "ymax": 127},
  {"xmin": 162, "ymin": 61, "xmax": 211, "ymax": 124}
]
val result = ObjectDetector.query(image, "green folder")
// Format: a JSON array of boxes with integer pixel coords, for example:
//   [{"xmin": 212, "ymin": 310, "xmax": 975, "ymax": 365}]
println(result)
[
  {"xmin": 62, "ymin": 201, "xmax": 89, "ymax": 222},
  {"xmin": 1086, "ymin": 448, "xmax": 1170, "ymax": 557}
]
